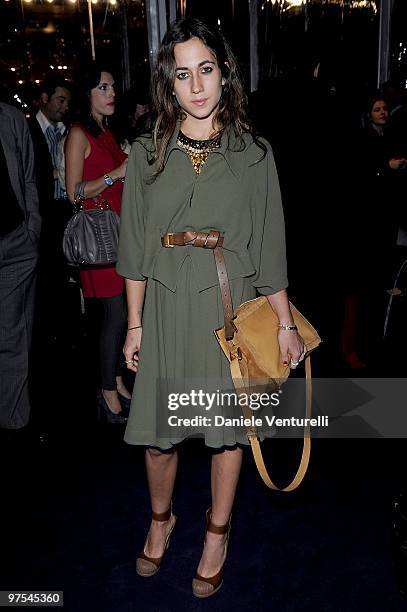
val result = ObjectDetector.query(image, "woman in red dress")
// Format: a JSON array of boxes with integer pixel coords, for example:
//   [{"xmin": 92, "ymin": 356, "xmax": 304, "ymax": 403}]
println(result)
[{"xmin": 65, "ymin": 64, "xmax": 130, "ymax": 422}]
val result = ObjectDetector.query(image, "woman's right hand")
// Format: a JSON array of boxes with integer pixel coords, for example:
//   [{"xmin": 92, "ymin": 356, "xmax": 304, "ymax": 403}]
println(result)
[
  {"xmin": 389, "ymin": 158, "xmax": 407, "ymax": 170},
  {"xmin": 123, "ymin": 327, "xmax": 142, "ymax": 372},
  {"xmin": 112, "ymin": 159, "xmax": 128, "ymax": 181}
]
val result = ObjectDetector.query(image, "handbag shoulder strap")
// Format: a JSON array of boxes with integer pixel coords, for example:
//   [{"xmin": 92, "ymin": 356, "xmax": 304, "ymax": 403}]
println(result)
[
  {"xmin": 230, "ymin": 354, "xmax": 312, "ymax": 491},
  {"xmin": 211, "ymin": 239, "xmax": 311, "ymax": 491}
]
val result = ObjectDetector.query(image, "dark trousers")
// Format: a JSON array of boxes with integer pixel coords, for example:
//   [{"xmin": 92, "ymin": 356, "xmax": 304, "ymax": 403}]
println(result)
[
  {"xmin": 35, "ymin": 198, "xmax": 73, "ymax": 345},
  {"xmin": 0, "ymin": 223, "xmax": 38, "ymax": 429},
  {"xmin": 85, "ymin": 294, "xmax": 127, "ymax": 390}
]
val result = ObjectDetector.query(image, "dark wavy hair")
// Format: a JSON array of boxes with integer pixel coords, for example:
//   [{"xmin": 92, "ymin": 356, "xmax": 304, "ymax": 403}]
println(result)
[
  {"xmin": 40, "ymin": 76, "xmax": 72, "ymax": 99},
  {"xmin": 150, "ymin": 17, "xmax": 257, "ymax": 177},
  {"xmin": 74, "ymin": 62, "xmax": 116, "ymax": 137}
]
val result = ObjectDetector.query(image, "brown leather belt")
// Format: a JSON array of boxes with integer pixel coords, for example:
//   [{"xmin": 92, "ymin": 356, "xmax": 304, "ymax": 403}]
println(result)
[{"xmin": 161, "ymin": 230, "xmax": 236, "ymax": 340}]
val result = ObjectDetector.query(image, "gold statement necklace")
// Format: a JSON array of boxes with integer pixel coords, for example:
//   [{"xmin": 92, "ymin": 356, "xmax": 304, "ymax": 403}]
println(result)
[{"xmin": 177, "ymin": 130, "xmax": 222, "ymax": 176}]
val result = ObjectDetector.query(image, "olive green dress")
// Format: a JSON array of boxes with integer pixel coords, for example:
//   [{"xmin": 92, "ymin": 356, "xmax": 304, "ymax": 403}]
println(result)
[{"xmin": 116, "ymin": 128, "xmax": 288, "ymax": 449}]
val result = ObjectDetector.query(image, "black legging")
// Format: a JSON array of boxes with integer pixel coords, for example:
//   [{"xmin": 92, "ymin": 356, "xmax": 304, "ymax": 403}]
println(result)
[{"xmin": 86, "ymin": 293, "xmax": 127, "ymax": 390}]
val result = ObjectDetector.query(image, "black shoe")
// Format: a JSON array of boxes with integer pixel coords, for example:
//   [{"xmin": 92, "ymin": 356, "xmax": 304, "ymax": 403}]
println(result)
[{"xmin": 97, "ymin": 391, "xmax": 126, "ymax": 424}]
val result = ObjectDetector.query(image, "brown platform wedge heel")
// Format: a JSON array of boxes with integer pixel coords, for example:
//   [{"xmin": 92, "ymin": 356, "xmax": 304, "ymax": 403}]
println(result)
[
  {"xmin": 192, "ymin": 508, "xmax": 232, "ymax": 598},
  {"xmin": 136, "ymin": 506, "xmax": 177, "ymax": 577}
]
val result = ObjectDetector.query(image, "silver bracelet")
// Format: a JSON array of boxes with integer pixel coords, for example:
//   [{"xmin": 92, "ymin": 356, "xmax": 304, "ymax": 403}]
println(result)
[{"xmin": 279, "ymin": 323, "xmax": 298, "ymax": 331}]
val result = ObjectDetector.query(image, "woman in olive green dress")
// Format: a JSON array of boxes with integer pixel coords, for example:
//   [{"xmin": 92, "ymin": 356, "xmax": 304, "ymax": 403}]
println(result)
[{"xmin": 117, "ymin": 17, "xmax": 305, "ymax": 598}]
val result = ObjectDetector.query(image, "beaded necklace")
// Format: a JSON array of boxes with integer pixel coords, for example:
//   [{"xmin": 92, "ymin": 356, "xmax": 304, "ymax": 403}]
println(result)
[{"xmin": 177, "ymin": 130, "xmax": 222, "ymax": 176}]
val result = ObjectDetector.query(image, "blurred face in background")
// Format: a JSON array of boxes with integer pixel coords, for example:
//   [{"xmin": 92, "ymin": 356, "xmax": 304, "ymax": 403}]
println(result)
[
  {"xmin": 134, "ymin": 103, "xmax": 149, "ymax": 122},
  {"xmin": 41, "ymin": 86, "xmax": 71, "ymax": 124},
  {"xmin": 90, "ymin": 72, "xmax": 115, "ymax": 119},
  {"xmin": 370, "ymin": 100, "xmax": 388, "ymax": 126}
]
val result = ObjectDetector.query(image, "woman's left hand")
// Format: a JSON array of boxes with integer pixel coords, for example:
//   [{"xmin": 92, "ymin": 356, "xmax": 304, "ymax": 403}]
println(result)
[{"xmin": 278, "ymin": 329, "xmax": 306, "ymax": 369}]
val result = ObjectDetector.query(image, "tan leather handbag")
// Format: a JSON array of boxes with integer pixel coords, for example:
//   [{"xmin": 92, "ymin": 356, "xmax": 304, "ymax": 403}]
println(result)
[{"xmin": 160, "ymin": 229, "xmax": 321, "ymax": 491}]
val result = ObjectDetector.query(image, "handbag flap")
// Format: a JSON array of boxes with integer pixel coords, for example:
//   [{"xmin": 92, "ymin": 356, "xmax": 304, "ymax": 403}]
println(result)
[{"xmin": 214, "ymin": 296, "xmax": 321, "ymax": 381}]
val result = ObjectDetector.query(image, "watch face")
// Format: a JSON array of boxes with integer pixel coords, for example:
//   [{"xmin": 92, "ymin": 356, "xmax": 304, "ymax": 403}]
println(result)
[{"xmin": 104, "ymin": 175, "xmax": 113, "ymax": 186}]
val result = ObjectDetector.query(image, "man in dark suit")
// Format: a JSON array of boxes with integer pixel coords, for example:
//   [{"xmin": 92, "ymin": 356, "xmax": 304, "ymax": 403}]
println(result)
[
  {"xmin": 0, "ymin": 102, "xmax": 41, "ymax": 429},
  {"xmin": 28, "ymin": 76, "xmax": 71, "ymax": 208}
]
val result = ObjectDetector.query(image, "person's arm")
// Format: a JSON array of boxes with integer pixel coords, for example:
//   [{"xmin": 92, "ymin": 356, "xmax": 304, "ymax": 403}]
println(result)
[
  {"xmin": 267, "ymin": 289, "xmax": 304, "ymax": 367},
  {"xmin": 249, "ymin": 141, "xmax": 288, "ymax": 298},
  {"xmin": 20, "ymin": 113, "xmax": 41, "ymax": 239},
  {"xmin": 116, "ymin": 141, "xmax": 148, "ymax": 371},
  {"xmin": 126, "ymin": 278, "xmax": 146, "ymax": 327},
  {"xmin": 65, "ymin": 126, "xmax": 127, "ymax": 203},
  {"xmin": 267, "ymin": 289, "xmax": 293, "ymax": 325},
  {"xmin": 250, "ymin": 141, "xmax": 304, "ymax": 367},
  {"xmin": 123, "ymin": 279, "xmax": 146, "ymax": 372}
]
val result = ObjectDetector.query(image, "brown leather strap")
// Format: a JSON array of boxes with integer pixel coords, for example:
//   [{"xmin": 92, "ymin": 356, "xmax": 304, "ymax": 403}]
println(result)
[
  {"xmin": 151, "ymin": 506, "xmax": 172, "ymax": 521},
  {"xmin": 213, "ymin": 246, "xmax": 236, "ymax": 340},
  {"xmin": 206, "ymin": 509, "xmax": 230, "ymax": 535},
  {"xmin": 161, "ymin": 230, "xmax": 234, "ymax": 340},
  {"xmin": 161, "ymin": 231, "xmax": 224, "ymax": 248},
  {"xmin": 230, "ymin": 353, "xmax": 312, "ymax": 491}
]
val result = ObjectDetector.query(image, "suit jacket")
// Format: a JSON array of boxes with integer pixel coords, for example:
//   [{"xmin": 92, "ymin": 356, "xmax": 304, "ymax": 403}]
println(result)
[
  {"xmin": 28, "ymin": 116, "xmax": 55, "ymax": 210},
  {"xmin": 0, "ymin": 103, "xmax": 41, "ymax": 238}
]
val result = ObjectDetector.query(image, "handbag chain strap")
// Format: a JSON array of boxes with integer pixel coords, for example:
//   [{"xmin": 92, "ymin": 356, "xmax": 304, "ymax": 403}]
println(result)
[
  {"xmin": 93, "ymin": 194, "xmax": 111, "ymax": 210},
  {"xmin": 73, "ymin": 179, "xmax": 112, "ymax": 213}
]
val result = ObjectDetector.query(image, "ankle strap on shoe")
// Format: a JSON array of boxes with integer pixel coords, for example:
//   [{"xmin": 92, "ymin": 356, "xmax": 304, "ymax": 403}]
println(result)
[
  {"xmin": 206, "ymin": 509, "xmax": 230, "ymax": 535},
  {"xmin": 152, "ymin": 507, "xmax": 172, "ymax": 521}
]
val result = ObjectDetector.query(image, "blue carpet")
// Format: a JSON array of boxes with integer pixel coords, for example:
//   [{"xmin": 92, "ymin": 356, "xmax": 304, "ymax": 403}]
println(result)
[{"xmin": 2, "ymin": 430, "xmax": 406, "ymax": 612}]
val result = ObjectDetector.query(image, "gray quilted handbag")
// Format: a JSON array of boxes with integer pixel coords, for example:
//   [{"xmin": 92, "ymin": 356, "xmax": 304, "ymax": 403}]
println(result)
[{"xmin": 63, "ymin": 194, "xmax": 120, "ymax": 266}]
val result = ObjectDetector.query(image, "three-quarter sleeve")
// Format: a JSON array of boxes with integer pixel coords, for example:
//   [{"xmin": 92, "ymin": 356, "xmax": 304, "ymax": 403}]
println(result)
[
  {"xmin": 249, "ymin": 141, "xmax": 288, "ymax": 295},
  {"xmin": 116, "ymin": 141, "xmax": 146, "ymax": 281}
]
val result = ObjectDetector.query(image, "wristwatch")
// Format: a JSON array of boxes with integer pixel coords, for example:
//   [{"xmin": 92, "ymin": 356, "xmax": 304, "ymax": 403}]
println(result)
[{"xmin": 103, "ymin": 174, "xmax": 114, "ymax": 187}]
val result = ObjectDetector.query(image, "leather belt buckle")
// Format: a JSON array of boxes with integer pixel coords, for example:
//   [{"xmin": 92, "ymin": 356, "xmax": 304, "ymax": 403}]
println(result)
[{"xmin": 162, "ymin": 233, "xmax": 174, "ymax": 248}]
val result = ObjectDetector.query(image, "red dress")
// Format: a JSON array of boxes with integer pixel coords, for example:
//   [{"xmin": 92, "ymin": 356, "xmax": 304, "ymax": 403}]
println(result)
[{"xmin": 78, "ymin": 126, "xmax": 127, "ymax": 298}]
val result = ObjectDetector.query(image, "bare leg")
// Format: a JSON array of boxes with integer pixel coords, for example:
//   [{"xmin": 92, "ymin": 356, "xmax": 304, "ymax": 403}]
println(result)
[
  {"xmin": 116, "ymin": 375, "xmax": 131, "ymax": 399},
  {"xmin": 142, "ymin": 448, "xmax": 178, "ymax": 557},
  {"xmin": 196, "ymin": 446, "xmax": 243, "ymax": 578}
]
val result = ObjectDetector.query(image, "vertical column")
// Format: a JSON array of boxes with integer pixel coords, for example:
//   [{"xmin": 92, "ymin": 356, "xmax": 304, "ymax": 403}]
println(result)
[
  {"xmin": 178, "ymin": 0, "xmax": 187, "ymax": 17},
  {"xmin": 120, "ymin": 0, "xmax": 131, "ymax": 91},
  {"xmin": 169, "ymin": 0, "xmax": 177, "ymax": 24},
  {"xmin": 249, "ymin": 0, "xmax": 259, "ymax": 93},
  {"xmin": 377, "ymin": 0, "xmax": 395, "ymax": 87},
  {"xmin": 145, "ymin": 0, "xmax": 169, "ymax": 69}
]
